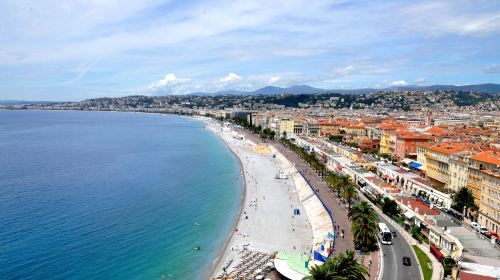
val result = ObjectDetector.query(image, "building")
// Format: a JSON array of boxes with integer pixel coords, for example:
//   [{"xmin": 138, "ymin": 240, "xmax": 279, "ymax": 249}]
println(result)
[
  {"xmin": 304, "ymin": 121, "xmax": 321, "ymax": 137},
  {"xmin": 416, "ymin": 143, "xmax": 430, "ymax": 172},
  {"xmin": 394, "ymin": 133, "xmax": 433, "ymax": 161},
  {"xmin": 478, "ymin": 168, "xmax": 500, "ymax": 234},
  {"xmin": 424, "ymin": 143, "xmax": 468, "ymax": 192},
  {"xmin": 469, "ymin": 151, "xmax": 500, "ymax": 217},
  {"xmin": 449, "ymin": 152, "xmax": 471, "ymax": 192},
  {"xmin": 345, "ymin": 123, "xmax": 366, "ymax": 138},
  {"xmin": 278, "ymin": 117, "xmax": 294, "ymax": 138},
  {"xmin": 379, "ymin": 122, "xmax": 405, "ymax": 156}
]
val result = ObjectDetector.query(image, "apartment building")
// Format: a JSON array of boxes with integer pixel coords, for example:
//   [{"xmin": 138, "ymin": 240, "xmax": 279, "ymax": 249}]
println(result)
[
  {"xmin": 395, "ymin": 133, "xmax": 433, "ymax": 161},
  {"xmin": 425, "ymin": 143, "xmax": 468, "ymax": 192},
  {"xmin": 478, "ymin": 168, "xmax": 500, "ymax": 234},
  {"xmin": 278, "ymin": 117, "xmax": 294, "ymax": 138},
  {"xmin": 468, "ymin": 151, "xmax": 500, "ymax": 206},
  {"xmin": 379, "ymin": 122, "xmax": 405, "ymax": 156},
  {"xmin": 449, "ymin": 152, "xmax": 471, "ymax": 193}
]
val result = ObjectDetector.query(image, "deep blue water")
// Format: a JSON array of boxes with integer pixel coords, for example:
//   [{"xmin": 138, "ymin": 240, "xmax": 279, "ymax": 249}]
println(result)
[{"xmin": 0, "ymin": 110, "xmax": 243, "ymax": 280}]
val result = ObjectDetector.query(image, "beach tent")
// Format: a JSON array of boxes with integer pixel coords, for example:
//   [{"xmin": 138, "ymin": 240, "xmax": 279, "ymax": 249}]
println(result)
[
  {"xmin": 313, "ymin": 251, "xmax": 327, "ymax": 263},
  {"xmin": 325, "ymin": 232, "xmax": 335, "ymax": 241},
  {"xmin": 293, "ymin": 208, "xmax": 301, "ymax": 215}
]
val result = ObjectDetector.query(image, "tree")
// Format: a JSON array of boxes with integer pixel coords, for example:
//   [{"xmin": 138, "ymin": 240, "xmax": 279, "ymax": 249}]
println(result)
[
  {"xmin": 328, "ymin": 134, "xmax": 343, "ymax": 143},
  {"xmin": 342, "ymin": 183, "xmax": 358, "ymax": 210},
  {"xmin": 349, "ymin": 201, "xmax": 378, "ymax": 224},
  {"xmin": 382, "ymin": 197, "xmax": 400, "ymax": 217},
  {"xmin": 352, "ymin": 215, "xmax": 379, "ymax": 252},
  {"xmin": 304, "ymin": 250, "xmax": 369, "ymax": 280},
  {"xmin": 451, "ymin": 187, "xmax": 478, "ymax": 213},
  {"xmin": 333, "ymin": 174, "xmax": 350, "ymax": 198}
]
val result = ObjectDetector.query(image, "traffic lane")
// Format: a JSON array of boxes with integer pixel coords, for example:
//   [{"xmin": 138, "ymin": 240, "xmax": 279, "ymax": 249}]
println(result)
[{"xmin": 378, "ymin": 214, "xmax": 420, "ymax": 280}]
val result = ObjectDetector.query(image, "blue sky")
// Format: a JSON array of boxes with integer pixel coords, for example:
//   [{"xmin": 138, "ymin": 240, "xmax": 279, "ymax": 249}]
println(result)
[{"xmin": 0, "ymin": 0, "xmax": 499, "ymax": 101}]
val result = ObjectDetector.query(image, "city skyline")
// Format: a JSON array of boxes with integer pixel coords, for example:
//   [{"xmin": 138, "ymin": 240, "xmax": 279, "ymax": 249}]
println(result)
[{"xmin": 1, "ymin": 0, "xmax": 500, "ymax": 101}]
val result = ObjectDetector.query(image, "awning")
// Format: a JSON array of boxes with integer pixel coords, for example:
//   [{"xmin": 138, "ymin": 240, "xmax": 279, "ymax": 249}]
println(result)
[
  {"xmin": 404, "ymin": 211, "xmax": 415, "ymax": 219},
  {"xmin": 409, "ymin": 162, "xmax": 423, "ymax": 169},
  {"xmin": 274, "ymin": 259, "xmax": 308, "ymax": 280}
]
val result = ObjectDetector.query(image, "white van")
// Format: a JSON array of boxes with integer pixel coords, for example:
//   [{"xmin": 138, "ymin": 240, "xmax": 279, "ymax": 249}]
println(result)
[{"xmin": 470, "ymin": 222, "xmax": 479, "ymax": 231}]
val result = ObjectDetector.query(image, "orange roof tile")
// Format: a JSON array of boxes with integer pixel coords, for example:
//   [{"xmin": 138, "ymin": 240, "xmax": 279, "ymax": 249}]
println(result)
[
  {"xmin": 470, "ymin": 151, "xmax": 500, "ymax": 166},
  {"xmin": 427, "ymin": 143, "xmax": 468, "ymax": 155},
  {"xmin": 424, "ymin": 126, "xmax": 447, "ymax": 136}
]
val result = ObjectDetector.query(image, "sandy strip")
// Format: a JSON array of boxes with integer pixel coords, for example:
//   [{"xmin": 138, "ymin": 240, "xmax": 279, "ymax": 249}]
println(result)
[{"xmin": 203, "ymin": 120, "xmax": 314, "ymax": 279}]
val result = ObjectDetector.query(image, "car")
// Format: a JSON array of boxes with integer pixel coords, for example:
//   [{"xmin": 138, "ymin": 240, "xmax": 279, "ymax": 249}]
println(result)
[
  {"xmin": 433, "ymin": 204, "xmax": 444, "ymax": 210},
  {"xmin": 479, "ymin": 226, "xmax": 488, "ymax": 235},
  {"xmin": 403, "ymin": 256, "xmax": 411, "ymax": 266},
  {"xmin": 470, "ymin": 222, "xmax": 479, "ymax": 230},
  {"xmin": 488, "ymin": 232, "xmax": 499, "ymax": 240}
]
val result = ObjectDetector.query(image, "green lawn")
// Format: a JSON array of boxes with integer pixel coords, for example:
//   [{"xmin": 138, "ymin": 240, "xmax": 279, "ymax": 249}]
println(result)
[{"xmin": 413, "ymin": 245, "xmax": 433, "ymax": 280}]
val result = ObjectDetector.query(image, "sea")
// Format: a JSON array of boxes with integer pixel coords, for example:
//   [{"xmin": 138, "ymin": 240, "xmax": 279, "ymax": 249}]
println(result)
[{"xmin": 0, "ymin": 110, "xmax": 243, "ymax": 280}]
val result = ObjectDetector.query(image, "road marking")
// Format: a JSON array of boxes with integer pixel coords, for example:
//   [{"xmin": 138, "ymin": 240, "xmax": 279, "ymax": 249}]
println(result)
[{"xmin": 390, "ymin": 235, "xmax": 399, "ymax": 280}]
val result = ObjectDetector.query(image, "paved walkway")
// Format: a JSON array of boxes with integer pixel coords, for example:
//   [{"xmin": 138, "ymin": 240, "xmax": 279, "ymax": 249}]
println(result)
[{"xmin": 235, "ymin": 128, "xmax": 382, "ymax": 280}]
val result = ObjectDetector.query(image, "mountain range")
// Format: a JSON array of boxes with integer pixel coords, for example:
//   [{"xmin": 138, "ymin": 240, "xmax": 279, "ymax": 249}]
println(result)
[{"xmin": 186, "ymin": 83, "xmax": 500, "ymax": 96}]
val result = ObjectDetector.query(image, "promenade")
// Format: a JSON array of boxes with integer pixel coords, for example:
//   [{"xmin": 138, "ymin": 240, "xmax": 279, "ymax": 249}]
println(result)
[{"xmin": 235, "ymin": 128, "xmax": 383, "ymax": 280}]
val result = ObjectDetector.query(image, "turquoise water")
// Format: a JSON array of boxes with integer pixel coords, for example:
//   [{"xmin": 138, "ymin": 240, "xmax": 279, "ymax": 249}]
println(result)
[{"xmin": 0, "ymin": 110, "xmax": 243, "ymax": 280}]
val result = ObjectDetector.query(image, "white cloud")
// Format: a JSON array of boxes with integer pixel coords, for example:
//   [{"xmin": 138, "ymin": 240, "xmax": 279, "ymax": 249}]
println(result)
[
  {"xmin": 332, "ymin": 65, "xmax": 355, "ymax": 78},
  {"xmin": 405, "ymin": 1, "xmax": 500, "ymax": 36},
  {"xmin": 389, "ymin": 80, "xmax": 408, "ymax": 86},
  {"xmin": 148, "ymin": 73, "xmax": 190, "ymax": 92},
  {"xmin": 268, "ymin": 76, "xmax": 281, "ymax": 84},
  {"xmin": 219, "ymin": 73, "xmax": 242, "ymax": 83}
]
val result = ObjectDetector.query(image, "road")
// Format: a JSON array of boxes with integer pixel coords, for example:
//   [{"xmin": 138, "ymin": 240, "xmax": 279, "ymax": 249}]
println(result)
[{"xmin": 378, "ymin": 213, "xmax": 421, "ymax": 280}]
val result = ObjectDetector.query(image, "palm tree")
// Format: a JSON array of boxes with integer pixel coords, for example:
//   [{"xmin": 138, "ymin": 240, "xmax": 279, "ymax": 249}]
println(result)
[
  {"xmin": 303, "ymin": 250, "xmax": 369, "ymax": 280},
  {"xmin": 325, "ymin": 172, "xmax": 339, "ymax": 193},
  {"xmin": 351, "ymin": 215, "xmax": 379, "ymax": 252},
  {"xmin": 341, "ymin": 183, "xmax": 358, "ymax": 210},
  {"xmin": 306, "ymin": 262, "xmax": 332, "ymax": 280},
  {"xmin": 349, "ymin": 201, "xmax": 378, "ymax": 224}
]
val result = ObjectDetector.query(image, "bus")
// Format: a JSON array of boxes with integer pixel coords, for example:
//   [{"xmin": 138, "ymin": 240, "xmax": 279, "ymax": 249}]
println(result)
[{"xmin": 378, "ymin": 223, "xmax": 392, "ymax": 245}]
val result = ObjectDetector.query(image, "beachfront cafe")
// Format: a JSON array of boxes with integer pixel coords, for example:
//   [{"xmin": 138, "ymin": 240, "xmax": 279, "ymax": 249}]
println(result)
[{"xmin": 274, "ymin": 233, "xmax": 334, "ymax": 280}]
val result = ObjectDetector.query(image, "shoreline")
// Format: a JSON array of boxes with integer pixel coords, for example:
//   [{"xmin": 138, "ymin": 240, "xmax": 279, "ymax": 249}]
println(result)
[
  {"xmin": 202, "ymin": 117, "xmax": 316, "ymax": 280},
  {"xmin": 202, "ymin": 118, "xmax": 248, "ymax": 280}
]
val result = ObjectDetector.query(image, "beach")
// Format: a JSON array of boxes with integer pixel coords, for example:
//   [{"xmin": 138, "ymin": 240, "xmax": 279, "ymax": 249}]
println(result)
[{"xmin": 203, "ymin": 118, "xmax": 333, "ymax": 279}]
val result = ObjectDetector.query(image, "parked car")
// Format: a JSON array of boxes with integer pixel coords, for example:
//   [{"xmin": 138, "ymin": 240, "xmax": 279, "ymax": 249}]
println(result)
[
  {"xmin": 470, "ymin": 222, "xmax": 480, "ymax": 231},
  {"xmin": 486, "ymin": 232, "xmax": 499, "ymax": 240},
  {"xmin": 479, "ymin": 226, "xmax": 488, "ymax": 235},
  {"xmin": 403, "ymin": 256, "xmax": 411, "ymax": 266}
]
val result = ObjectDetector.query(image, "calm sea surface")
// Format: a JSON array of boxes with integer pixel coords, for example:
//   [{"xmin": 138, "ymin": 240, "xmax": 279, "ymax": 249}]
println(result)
[{"xmin": 0, "ymin": 110, "xmax": 243, "ymax": 280}]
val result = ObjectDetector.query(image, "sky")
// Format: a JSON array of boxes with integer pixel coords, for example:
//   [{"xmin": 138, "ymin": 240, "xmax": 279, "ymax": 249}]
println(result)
[{"xmin": 0, "ymin": 0, "xmax": 499, "ymax": 101}]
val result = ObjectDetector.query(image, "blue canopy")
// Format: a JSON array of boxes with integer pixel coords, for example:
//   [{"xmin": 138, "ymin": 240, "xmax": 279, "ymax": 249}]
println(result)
[{"xmin": 409, "ymin": 162, "xmax": 423, "ymax": 169}]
